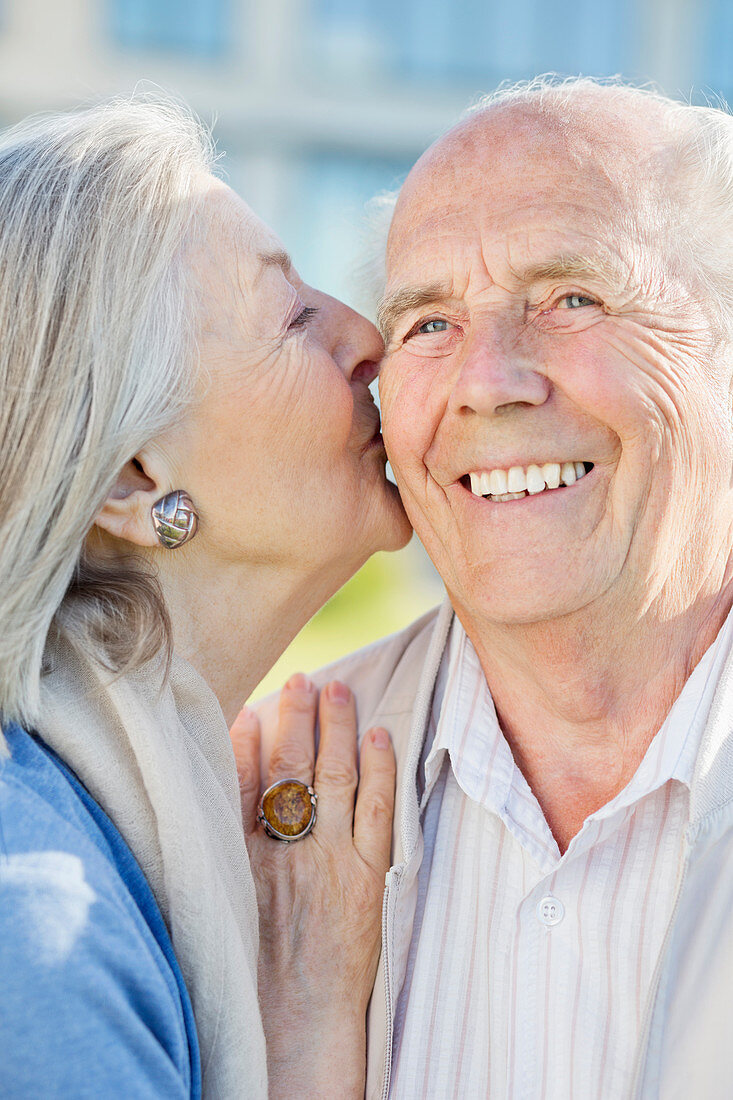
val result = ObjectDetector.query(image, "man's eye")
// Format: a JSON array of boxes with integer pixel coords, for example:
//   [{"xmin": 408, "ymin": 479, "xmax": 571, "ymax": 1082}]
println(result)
[
  {"xmin": 290, "ymin": 305, "xmax": 319, "ymax": 329},
  {"xmin": 559, "ymin": 294, "xmax": 597, "ymax": 309},
  {"xmin": 417, "ymin": 319, "xmax": 450, "ymax": 334}
]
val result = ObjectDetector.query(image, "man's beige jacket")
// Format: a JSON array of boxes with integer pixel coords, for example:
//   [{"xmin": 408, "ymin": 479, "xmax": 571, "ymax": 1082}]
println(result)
[{"xmin": 265, "ymin": 599, "xmax": 733, "ymax": 1098}]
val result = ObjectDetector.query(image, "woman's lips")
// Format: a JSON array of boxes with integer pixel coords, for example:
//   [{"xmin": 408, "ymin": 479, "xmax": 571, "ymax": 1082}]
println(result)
[
  {"xmin": 362, "ymin": 427, "xmax": 385, "ymax": 455},
  {"xmin": 356, "ymin": 394, "xmax": 384, "ymax": 453}
]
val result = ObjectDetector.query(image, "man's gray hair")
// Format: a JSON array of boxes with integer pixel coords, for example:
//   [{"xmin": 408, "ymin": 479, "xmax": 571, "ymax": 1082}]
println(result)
[
  {"xmin": 366, "ymin": 75, "xmax": 733, "ymax": 339},
  {"xmin": 0, "ymin": 96, "xmax": 215, "ymax": 735}
]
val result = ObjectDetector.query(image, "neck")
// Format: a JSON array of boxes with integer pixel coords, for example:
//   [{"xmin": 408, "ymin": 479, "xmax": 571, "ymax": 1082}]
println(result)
[
  {"xmin": 453, "ymin": 559, "xmax": 733, "ymax": 851},
  {"xmin": 159, "ymin": 551, "xmax": 361, "ymax": 726}
]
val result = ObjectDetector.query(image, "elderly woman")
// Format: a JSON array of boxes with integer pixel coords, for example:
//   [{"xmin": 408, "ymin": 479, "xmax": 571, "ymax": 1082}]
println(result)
[{"xmin": 0, "ymin": 97, "xmax": 411, "ymax": 1097}]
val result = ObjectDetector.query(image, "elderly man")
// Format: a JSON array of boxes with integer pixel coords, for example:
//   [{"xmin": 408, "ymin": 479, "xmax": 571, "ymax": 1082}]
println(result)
[{"xmin": 261, "ymin": 78, "xmax": 733, "ymax": 1098}]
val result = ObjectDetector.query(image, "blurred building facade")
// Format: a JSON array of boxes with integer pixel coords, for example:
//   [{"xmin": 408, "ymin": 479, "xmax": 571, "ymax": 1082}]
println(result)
[
  {"xmin": 0, "ymin": 0, "xmax": 729, "ymax": 307},
  {"xmin": 0, "ymin": 0, "xmax": 729, "ymax": 686}
]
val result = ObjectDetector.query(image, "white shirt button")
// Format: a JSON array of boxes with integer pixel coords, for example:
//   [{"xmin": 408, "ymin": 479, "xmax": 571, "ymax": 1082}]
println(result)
[{"xmin": 537, "ymin": 895, "xmax": 565, "ymax": 926}]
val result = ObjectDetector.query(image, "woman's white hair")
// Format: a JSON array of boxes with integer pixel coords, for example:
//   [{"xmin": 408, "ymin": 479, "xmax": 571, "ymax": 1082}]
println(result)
[
  {"xmin": 0, "ymin": 95, "xmax": 215, "ymax": 736},
  {"xmin": 363, "ymin": 75, "xmax": 733, "ymax": 339}
]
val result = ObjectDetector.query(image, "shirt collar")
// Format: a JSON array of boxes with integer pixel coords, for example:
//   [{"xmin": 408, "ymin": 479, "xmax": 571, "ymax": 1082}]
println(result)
[
  {"xmin": 602, "ymin": 605, "xmax": 733, "ymax": 814},
  {"xmin": 423, "ymin": 618, "xmax": 512, "ymax": 813},
  {"xmin": 422, "ymin": 604, "xmax": 733, "ymax": 821}
]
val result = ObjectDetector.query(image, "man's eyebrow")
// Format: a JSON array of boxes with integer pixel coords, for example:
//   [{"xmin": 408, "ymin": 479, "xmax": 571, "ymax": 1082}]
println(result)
[
  {"xmin": 515, "ymin": 253, "xmax": 627, "ymax": 288},
  {"xmin": 377, "ymin": 255, "xmax": 627, "ymax": 343},
  {"xmin": 377, "ymin": 281, "xmax": 453, "ymax": 344}
]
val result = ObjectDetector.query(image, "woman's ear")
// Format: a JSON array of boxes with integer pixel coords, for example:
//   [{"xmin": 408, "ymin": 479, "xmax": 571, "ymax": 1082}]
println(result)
[{"xmin": 94, "ymin": 454, "xmax": 163, "ymax": 549}]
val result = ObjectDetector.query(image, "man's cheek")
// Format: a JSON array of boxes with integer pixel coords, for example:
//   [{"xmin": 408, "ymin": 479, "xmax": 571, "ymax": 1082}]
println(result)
[
  {"xmin": 382, "ymin": 423, "xmax": 410, "ymax": 481},
  {"xmin": 382, "ymin": 368, "xmax": 443, "ymax": 473},
  {"xmin": 376, "ymin": 356, "xmax": 399, "ymax": 408},
  {"xmin": 381, "ymin": 387, "xmax": 413, "ymax": 457}
]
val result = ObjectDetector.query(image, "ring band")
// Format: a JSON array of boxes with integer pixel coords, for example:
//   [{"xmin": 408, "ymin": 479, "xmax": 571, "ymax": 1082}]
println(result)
[{"xmin": 257, "ymin": 778, "xmax": 317, "ymax": 842}]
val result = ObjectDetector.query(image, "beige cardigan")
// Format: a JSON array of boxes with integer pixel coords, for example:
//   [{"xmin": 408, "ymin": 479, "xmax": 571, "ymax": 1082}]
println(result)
[
  {"xmin": 261, "ymin": 598, "xmax": 733, "ymax": 1099},
  {"xmin": 36, "ymin": 637, "xmax": 267, "ymax": 1098}
]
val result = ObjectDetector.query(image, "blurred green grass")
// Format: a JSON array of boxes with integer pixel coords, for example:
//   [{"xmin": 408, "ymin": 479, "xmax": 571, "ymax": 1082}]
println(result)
[{"xmin": 249, "ymin": 536, "xmax": 443, "ymax": 700}]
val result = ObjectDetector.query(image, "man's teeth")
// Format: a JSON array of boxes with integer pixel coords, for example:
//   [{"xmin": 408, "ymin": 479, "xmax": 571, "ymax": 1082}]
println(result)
[
  {"xmin": 468, "ymin": 462, "xmax": 589, "ymax": 500},
  {"xmin": 489, "ymin": 469, "xmax": 506, "ymax": 495}
]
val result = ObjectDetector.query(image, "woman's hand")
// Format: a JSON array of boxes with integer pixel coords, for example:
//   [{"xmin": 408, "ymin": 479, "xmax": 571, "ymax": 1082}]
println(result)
[{"xmin": 230, "ymin": 674, "xmax": 396, "ymax": 1100}]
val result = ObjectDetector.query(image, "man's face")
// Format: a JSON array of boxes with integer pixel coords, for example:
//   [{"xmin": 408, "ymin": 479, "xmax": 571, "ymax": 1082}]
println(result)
[{"xmin": 378, "ymin": 106, "xmax": 733, "ymax": 628}]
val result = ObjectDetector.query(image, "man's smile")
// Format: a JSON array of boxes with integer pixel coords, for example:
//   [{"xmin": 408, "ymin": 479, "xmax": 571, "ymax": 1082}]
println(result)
[{"xmin": 461, "ymin": 460, "xmax": 594, "ymax": 502}]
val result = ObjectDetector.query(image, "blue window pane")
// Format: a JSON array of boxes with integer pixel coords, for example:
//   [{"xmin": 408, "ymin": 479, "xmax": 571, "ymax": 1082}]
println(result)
[
  {"xmin": 108, "ymin": 0, "xmax": 229, "ymax": 56},
  {"xmin": 274, "ymin": 155, "xmax": 411, "ymax": 307},
  {"xmin": 699, "ymin": 0, "xmax": 733, "ymax": 102},
  {"xmin": 312, "ymin": 0, "xmax": 640, "ymax": 84}
]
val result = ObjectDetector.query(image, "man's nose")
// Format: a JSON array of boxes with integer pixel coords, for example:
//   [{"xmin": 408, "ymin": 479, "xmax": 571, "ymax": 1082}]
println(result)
[{"xmin": 449, "ymin": 322, "xmax": 550, "ymax": 416}]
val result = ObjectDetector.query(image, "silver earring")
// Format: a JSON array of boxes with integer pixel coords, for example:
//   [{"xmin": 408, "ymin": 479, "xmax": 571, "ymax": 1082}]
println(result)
[{"xmin": 151, "ymin": 490, "xmax": 199, "ymax": 549}]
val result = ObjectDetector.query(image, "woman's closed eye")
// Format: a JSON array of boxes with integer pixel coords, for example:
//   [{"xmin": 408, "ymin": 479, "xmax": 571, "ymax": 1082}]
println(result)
[{"xmin": 290, "ymin": 305, "xmax": 319, "ymax": 329}]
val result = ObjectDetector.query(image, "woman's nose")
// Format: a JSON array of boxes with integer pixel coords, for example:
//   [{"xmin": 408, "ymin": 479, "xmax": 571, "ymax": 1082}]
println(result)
[
  {"xmin": 322, "ymin": 294, "xmax": 385, "ymax": 383},
  {"xmin": 449, "ymin": 321, "xmax": 550, "ymax": 416}
]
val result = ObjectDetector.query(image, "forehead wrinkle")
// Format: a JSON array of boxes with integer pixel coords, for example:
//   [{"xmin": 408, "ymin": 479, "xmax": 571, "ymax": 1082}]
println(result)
[{"xmin": 377, "ymin": 281, "xmax": 452, "ymax": 343}]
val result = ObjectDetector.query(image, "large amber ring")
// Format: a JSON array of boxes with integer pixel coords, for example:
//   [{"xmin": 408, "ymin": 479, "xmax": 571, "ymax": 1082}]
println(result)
[{"xmin": 257, "ymin": 778, "xmax": 317, "ymax": 842}]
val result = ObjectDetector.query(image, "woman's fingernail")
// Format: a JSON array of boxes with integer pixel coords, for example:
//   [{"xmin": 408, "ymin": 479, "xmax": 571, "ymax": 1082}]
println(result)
[
  {"xmin": 327, "ymin": 681, "xmax": 351, "ymax": 704},
  {"xmin": 370, "ymin": 727, "xmax": 390, "ymax": 749},
  {"xmin": 286, "ymin": 672, "xmax": 313, "ymax": 692}
]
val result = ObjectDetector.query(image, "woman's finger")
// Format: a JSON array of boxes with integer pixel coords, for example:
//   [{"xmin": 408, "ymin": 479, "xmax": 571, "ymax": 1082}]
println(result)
[
  {"xmin": 353, "ymin": 727, "xmax": 396, "ymax": 873},
  {"xmin": 313, "ymin": 681, "xmax": 359, "ymax": 834},
  {"xmin": 268, "ymin": 673, "xmax": 318, "ymax": 786},
  {"xmin": 229, "ymin": 705, "xmax": 261, "ymax": 835}
]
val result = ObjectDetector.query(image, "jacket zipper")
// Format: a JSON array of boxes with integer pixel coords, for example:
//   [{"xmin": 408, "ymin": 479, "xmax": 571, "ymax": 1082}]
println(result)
[
  {"xmin": 380, "ymin": 869, "xmax": 397, "ymax": 1100},
  {"xmin": 630, "ymin": 840, "xmax": 691, "ymax": 1097}
]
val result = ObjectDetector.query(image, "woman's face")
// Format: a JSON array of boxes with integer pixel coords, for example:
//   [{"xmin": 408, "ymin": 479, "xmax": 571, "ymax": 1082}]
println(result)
[{"xmin": 166, "ymin": 179, "xmax": 410, "ymax": 583}]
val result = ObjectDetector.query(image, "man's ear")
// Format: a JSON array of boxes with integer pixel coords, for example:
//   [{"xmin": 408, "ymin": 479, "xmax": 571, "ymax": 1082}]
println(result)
[{"xmin": 94, "ymin": 454, "xmax": 165, "ymax": 549}]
